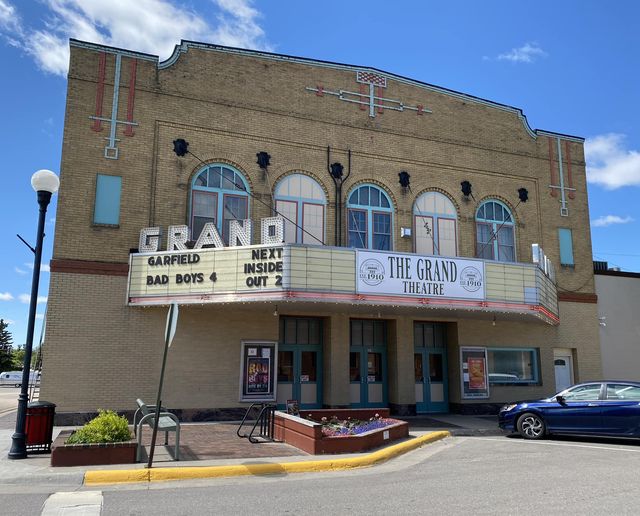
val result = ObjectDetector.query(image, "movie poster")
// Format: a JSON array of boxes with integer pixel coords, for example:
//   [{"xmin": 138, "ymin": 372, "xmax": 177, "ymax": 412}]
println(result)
[
  {"xmin": 240, "ymin": 341, "xmax": 277, "ymax": 401},
  {"xmin": 468, "ymin": 358, "xmax": 487, "ymax": 390},
  {"xmin": 246, "ymin": 357, "xmax": 270, "ymax": 394},
  {"xmin": 460, "ymin": 347, "xmax": 490, "ymax": 399}
]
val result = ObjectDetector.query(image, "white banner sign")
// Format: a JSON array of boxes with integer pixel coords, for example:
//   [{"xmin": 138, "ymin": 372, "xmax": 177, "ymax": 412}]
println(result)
[{"xmin": 356, "ymin": 250, "xmax": 485, "ymax": 300}]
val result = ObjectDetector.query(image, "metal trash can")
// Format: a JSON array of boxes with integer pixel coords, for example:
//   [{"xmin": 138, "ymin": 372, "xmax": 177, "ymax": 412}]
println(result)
[{"xmin": 25, "ymin": 401, "xmax": 56, "ymax": 453}]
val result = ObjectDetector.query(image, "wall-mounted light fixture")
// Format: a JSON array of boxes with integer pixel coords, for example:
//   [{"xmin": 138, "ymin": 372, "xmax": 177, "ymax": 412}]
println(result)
[
  {"xmin": 273, "ymin": 305, "xmax": 279, "ymax": 317},
  {"xmin": 327, "ymin": 148, "xmax": 351, "ymax": 247},
  {"xmin": 518, "ymin": 187, "xmax": 529, "ymax": 203},
  {"xmin": 398, "ymin": 170, "xmax": 411, "ymax": 191},
  {"xmin": 461, "ymin": 180, "xmax": 473, "ymax": 200},
  {"xmin": 330, "ymin": 162, "xmax": 344, "ymax": 180},
  {"xmin": 173, "ymin": 139, "xmax": 189, "ymax": 157},
  {"xmin": 492, "ymin": 315, "xmax": 496, "ymax": 326},
  {"xmin": 256, "ymin": 151, "xmax": 271, "ymax": 170}
]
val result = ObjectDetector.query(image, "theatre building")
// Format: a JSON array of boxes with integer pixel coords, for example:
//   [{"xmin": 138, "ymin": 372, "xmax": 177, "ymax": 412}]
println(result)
[{"xmin": 42, "ymin": 39, "xmax": 602, "ymax": 423}]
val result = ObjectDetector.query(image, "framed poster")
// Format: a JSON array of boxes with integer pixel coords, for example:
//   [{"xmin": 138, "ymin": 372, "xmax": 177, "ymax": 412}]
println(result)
[
  {"xmin": 286, "ymin": 399, "xmax": 300, "ymax": 416},
  {"xmin": 239, "ymin": 341, "xmax": 278, "ymax": 402},
  {"xmin": 460, "ymin": 347, "xmax": 490, "ymax": 399}
]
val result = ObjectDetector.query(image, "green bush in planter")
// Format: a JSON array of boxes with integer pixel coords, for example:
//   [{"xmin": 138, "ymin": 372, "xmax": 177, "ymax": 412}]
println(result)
[{"xmin": 66, "ymin": 409, "xmax": 132, "ymax": 444}]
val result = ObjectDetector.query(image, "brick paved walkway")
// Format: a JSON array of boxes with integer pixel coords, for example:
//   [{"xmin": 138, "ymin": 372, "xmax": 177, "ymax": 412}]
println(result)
[{"xmin": 137, "ymin": 422, "xmax": 304, "ymax": 462}]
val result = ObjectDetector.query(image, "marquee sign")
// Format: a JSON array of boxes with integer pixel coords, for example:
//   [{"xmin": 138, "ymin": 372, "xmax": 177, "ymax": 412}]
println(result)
[
  {"xmin": 128, "ymin": 245, "xmax": 285, "ymax": 303},
  {"xmin": 356, "ymin": 250, "xmax": 485, "ymax": 300}
]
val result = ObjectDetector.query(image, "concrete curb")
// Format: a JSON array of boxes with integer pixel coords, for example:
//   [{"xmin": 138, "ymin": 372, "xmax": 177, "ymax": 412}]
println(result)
[{"xmin": 84, "ymin": 430, "xmax": 450, "ymax": 485}]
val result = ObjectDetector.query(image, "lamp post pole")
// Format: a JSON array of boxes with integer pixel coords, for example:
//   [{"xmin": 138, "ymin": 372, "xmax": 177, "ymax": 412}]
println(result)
[{"xmin": 9, "ymin": 170, "xmax": 59, "ymax": 460}]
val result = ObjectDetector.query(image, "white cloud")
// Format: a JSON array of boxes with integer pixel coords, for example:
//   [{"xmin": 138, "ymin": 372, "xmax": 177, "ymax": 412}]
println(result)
[
  {"xmin": 0, "ymin": 0, "xmax": 19, "ymax": 32},
  {"xmin": 24, "ymin": 262, "xmax": 50, "ymax": 273},
  {"xmin": 586, "ymin": 133, "xmax": 640, "ymax": 189},
  {"xmin": 591, "ymin": 215, "xmax": 635, "ymax": 228},
  {"xmin": 498, "ymin": 42, "xmax": 547, "ymax": 63},
  {"xmin": 18, "ymin": 294, "xmax": 48, "ymax": 304},
  {"xmin": 0, "ymin": 292, "xmax": 14, "ymax": 301},
  {"xmin": 35, "ymin": 313, "xmax": 44, "ymax": 320},
  {"xmin": 0, "ymin": 0, "xmax": 270, "ymax": 77},
  {"xmin": 4, "ymin": 319, "xmax": 15, "ymax": 325},
  {"xmin": 15, "ymin": 266, "xmax": 27, "ymax": 275}
]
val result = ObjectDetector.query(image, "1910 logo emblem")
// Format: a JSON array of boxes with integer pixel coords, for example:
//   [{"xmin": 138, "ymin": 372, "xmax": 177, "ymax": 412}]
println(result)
[
  {"xmin": 460, "ymin": 266, "xmax": 483, "ymax": 292},
  {"xmin": 359, "ymin": 259, "xmax": 385, "ymax": 286}
]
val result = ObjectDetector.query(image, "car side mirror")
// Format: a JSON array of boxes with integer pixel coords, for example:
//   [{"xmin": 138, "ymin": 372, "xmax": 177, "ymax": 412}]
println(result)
[{"xmin": 556, "ymin": 395, "xmax": 566, "ymax": 405}]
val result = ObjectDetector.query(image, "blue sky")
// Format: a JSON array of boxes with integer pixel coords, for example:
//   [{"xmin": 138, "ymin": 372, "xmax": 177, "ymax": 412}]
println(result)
[{"xmin": 1, "ymin": 0, "xmax": 639, "ymax": 346}]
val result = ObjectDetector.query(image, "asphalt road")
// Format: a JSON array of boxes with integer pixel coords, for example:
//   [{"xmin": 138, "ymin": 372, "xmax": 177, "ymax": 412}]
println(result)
[
  {"xmin": 6, "ymin": 434, "xmax": 640, "ymax": 515},
  {"xmin": 0, "ymin": 386, "xmax": 20, "ymax": 416}
]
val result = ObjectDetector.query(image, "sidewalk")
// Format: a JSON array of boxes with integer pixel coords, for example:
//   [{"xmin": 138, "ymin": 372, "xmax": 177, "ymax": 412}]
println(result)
[{"xmin": 0, "ymin": 409, "xmax": 501, "ymax": 487}]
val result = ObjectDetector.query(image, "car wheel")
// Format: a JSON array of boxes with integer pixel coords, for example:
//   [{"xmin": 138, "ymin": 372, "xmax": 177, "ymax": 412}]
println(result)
[{"xmin": 517, "ymin": 412, "xmax": 546, "ymax": 440}]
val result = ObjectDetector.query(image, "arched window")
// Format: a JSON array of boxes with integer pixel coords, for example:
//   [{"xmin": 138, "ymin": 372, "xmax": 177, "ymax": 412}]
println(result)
[
  {"xmin": 274, "ymin": 174, "xmax": 326, "ymax": 245},
  {"xmin": 413, "ymin": 192, "xmax": 458, "ymax": 256},
  {"xmin": 347, "ymin": 184, "xmax": 393, "ymax": 250},
  {"xmin": 476, "ymin": 200, "xmax": 515, "ymax": 262},
  {"xmin": 190, "ymin": 164, "xmax": 250, "ymax": 244}
]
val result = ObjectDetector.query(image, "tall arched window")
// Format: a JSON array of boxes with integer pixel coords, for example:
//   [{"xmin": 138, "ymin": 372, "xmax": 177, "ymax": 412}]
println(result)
[
  {"xmin": 190, "ymin": 164, "xmax": 250, "ymax": 244},
  {"xmin": 347, "ymin": 184, "xmax": 393, "ymax": 250},
  {"xmin": 274, "ymin": 174, "xmax": 326, "ymax": 245},
  {"xmin": 476, "ymin": 200, "xmax": 515, "ymax": 262},
  {"xmin": 413, "ymin": 192, "xmax": 458, "ymax": 256}
]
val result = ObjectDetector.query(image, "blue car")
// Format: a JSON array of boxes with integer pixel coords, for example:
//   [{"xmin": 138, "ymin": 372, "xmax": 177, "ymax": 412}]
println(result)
[{"xmin": 498, "ymin": 381, "xmax": 640, "ymax": 440}]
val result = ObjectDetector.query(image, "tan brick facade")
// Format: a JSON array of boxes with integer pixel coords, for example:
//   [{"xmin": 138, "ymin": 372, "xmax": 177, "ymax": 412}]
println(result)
[{"xmin": 41, "ymin": 40, "xmax": 601, "ymax": 421}]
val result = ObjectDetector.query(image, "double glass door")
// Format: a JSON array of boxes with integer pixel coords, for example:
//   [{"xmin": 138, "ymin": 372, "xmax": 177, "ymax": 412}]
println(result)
[
  {"xmin": 277, "ymin": 317, "xmax": 323, "ymax": 409},
  {"xmin": 350, "ymin": 320, "xmax": 388, "ymax": 408},
  {"xmin": 414, "ymin": 322, "xmax": 449, "ymax": 413}
]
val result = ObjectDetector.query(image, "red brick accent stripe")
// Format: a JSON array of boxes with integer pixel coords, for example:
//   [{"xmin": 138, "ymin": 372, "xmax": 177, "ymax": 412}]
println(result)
[
  {"xmin": 123, "ymin": 58, "xmax": 137, "ymax": 137},
  {"xmin": 548, "ymin": 136, "xmax": 558, "ymax": 197},
  {"xmin": 359, "ymin": 83, "xmax": 367, "ymax": 110},
  {"xmin": 565, "ymin": 141, "xmax": 575, "ymax": 199},
  {"xmin": 377, "ymin": 86, "xmax": 384, "ymax": 114},
  {"xmin": 558, "ymin": 292, "xmax": 597, "ymax": 303},
  {"xmin": 91, "ymin": 52, "xmax": 107, "ymax": 132},
  {"xmin": 50, "ymin": 259, "xmax": 129, "ymax": 277}
]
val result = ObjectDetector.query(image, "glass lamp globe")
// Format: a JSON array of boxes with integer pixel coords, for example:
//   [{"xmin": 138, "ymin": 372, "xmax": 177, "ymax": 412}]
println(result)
[{"xmin": 31, "ymin": 169, "xmax": 60, "ymax": 194}]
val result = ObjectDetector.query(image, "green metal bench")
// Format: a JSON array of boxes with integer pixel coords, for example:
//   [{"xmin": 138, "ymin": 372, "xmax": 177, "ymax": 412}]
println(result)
[{"xmin": 133, "ymin": 398, "xmax": 180, "ymax": 462}]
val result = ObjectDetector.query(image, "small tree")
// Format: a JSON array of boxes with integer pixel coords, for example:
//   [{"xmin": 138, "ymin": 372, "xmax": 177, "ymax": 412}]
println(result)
[
  {"xmin": 0, "ymin": 319, "xmax": 13, "ymax": 372},
  {"xmin": 11, "ymin": 346, "xmax": 25, "ymax": 370}
]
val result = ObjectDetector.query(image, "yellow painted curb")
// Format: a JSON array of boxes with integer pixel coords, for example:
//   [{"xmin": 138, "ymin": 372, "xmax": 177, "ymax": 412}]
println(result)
[{"xmin": 84, "ymin": 431, "xmax": 450, "ymax": 486}]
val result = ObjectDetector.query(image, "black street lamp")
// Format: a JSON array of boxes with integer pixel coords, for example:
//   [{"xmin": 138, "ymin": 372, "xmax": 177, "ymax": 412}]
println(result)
[{"xmin": 8, "ymin": 169, "xmax": 59, "ymax": 460}]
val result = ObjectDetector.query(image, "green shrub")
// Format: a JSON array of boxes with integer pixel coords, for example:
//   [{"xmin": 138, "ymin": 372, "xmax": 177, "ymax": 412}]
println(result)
[{"xmin": 66, "ymin": 409, "xmax": 132, "ymax": 444}]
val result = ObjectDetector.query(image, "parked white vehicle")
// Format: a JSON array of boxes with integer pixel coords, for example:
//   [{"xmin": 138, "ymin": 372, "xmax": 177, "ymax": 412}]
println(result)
[{"xmin": 0, "ymin": 370, "xmax": 40, "ymax": 387}]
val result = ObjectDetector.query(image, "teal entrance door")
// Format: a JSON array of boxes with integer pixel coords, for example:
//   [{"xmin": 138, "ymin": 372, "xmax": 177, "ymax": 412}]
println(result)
[
  {"xmin": 277, "ymin": 318, "xmax": 323, "ymax": 409},
  {"xmin": 349, "ymin": 320, "xmax": 388, "ymax": 408},
  {"xmin": 414, "ymin": 322, "xmax": 449, "ymax": 413}
]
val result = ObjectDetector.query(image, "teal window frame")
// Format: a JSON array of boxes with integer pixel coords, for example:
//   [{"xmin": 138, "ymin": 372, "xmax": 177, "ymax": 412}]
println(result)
[
  {"xmin": 93, "ymin": 174, "xmax": 122, "ymax": 225},
  {"xmin": 475, "ymin": 200, "xmax": 515, "ymax": 262},
  {"xmin": 487, "ymin": 347, "xmax": 540, "ymax": 385},
  {"xmin": 558, "ymin": 228, "xmax": 574, "ymax": 266},
  {"xmin": 346, "ymin": 184, "xmax": 393, "ymax": 250},
  {"xmin": 190, "ymin": 164, "xmax": 250, "ymax": 244}
]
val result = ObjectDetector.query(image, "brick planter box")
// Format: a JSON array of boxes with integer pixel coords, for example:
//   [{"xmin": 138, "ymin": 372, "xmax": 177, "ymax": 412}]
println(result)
[
  {"xmin": 274, "ymin": 408, "xmax": 409, "ymax": 455},
  {"xmin": 51, "ymin": 430, "xmax": 137, "ymax": 467}
]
